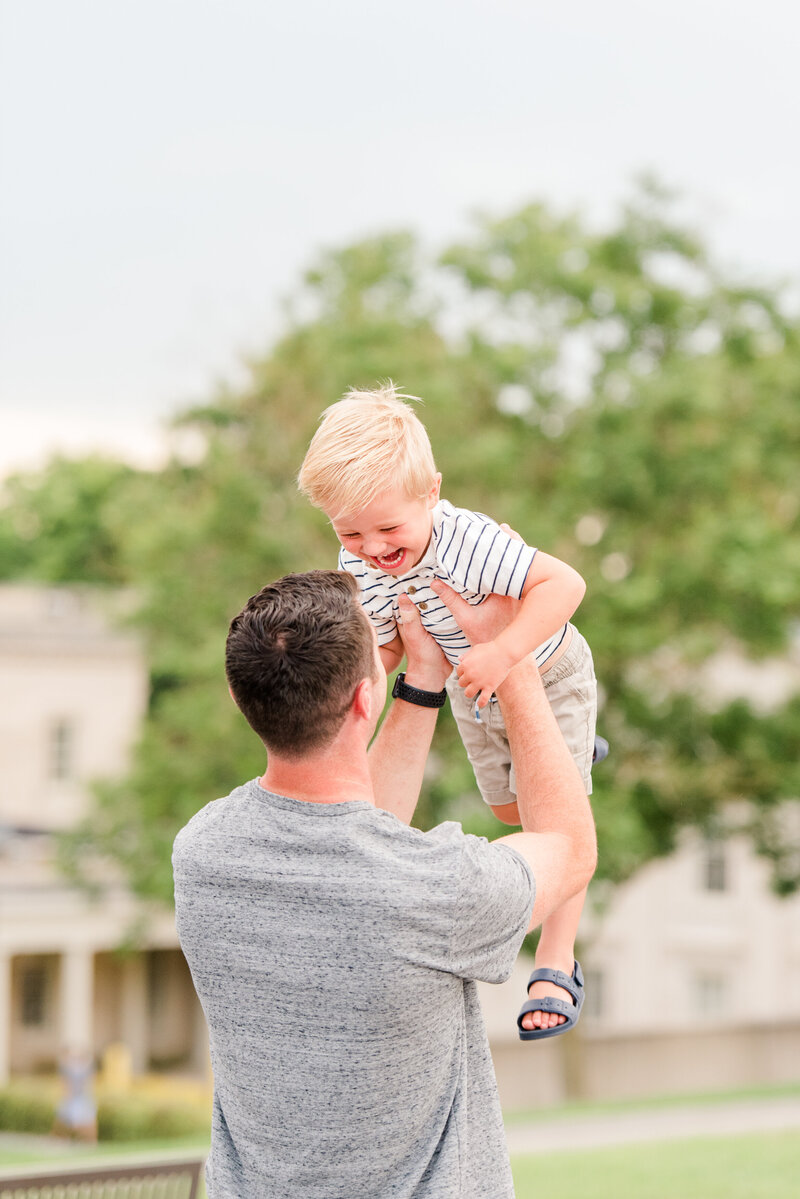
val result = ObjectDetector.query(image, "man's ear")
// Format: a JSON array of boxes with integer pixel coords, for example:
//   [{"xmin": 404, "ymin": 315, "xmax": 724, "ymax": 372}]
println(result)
[
  {"xmin": 427, "ymin": 473, "xmax": 442, "ymax": 508},
  {"xmin": 352, "ymin": 678, "xmax": 373, "ymax": 722}
]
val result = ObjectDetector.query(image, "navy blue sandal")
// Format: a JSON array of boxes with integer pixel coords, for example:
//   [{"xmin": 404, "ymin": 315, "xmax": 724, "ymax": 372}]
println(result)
[
  {"xmin": 517, "ymin": 959, "xmax": 585, "ymax": 1041},
  {"xmin": 592, "ymin": 736, "xmax": 609, "ymax": 765}
]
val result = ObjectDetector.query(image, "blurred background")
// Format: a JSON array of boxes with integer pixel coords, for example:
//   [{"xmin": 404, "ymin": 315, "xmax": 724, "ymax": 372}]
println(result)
[{"xmin": 1, "ymin": 0, "xmax": 799, "ymax": 1163}]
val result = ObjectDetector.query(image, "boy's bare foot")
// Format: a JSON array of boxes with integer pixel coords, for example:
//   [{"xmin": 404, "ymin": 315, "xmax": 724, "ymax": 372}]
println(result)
[{"xmin": 519, "ymin": 957, "xmax": 578, "ymax": 1032}]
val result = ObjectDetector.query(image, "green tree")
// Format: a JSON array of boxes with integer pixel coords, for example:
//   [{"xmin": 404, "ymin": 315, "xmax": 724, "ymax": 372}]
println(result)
[
  {"xmin": 5, "ymin": 183, "xmax": 797, "ymax": 905},
  {"xmin": 439, "ymin": 179, "xmax": 800, "ymax": 881},
  {"xmin": 0, "ymin": 456, "xmax": 138, "ymax": 584}
]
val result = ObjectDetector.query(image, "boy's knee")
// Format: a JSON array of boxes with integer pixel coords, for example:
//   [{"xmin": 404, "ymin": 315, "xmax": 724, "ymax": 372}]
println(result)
[{"xmin": 491, "ymin": 801, "xmax": 521, "ymax": 826}]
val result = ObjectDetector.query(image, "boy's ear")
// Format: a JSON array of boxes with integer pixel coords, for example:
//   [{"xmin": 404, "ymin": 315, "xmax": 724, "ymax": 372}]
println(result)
[{"xmin": 427, "ymin": 473, "xmax": 442, "ymax": 507}]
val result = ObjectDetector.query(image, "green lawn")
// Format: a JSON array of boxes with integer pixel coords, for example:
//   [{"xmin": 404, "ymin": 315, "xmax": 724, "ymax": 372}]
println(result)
[
  {"xmin": 511, "ymin": 1131, "xmax": 800, "ymax": 1199},
  {"xmin": 0, "ymin": 1133, "xmax": 209, "ymax": 1168},
  {"xmin": 504, "ymin": 1079, "xmax": 800, "ymax": 1124},
  {"xmin": 2, "ymin": 1124, "xmax": 800, "ymax": 1199}
]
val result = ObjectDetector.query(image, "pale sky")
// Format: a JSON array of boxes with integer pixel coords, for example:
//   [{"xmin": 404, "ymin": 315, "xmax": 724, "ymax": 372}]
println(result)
[{"xmin": 2, "ymin": 0, "xmax": 798, "ymax": 478}]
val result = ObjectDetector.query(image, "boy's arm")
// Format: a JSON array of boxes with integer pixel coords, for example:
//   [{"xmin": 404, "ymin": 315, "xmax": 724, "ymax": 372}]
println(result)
[
  {"xmin": 379, "ymin": 633, "xmax": 405, "ymax": 675},
  {"xmin": 454, "ymin": 550, "xmax": 586, "ymax": 708}
]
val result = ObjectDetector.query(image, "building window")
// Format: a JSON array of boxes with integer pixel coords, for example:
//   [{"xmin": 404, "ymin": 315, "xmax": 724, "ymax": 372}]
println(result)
[
  {"xmin": 21, "ymin": 965, "xmax": 48, "ymax": 1027},
  {"xmin": 49, "ymin": 718, "xmax": 75, "ymax": 781},
  {"xmin": 702, "ymin": 834, "xmax": 728, "ymax": 892},
  {"xmin": 693, "ymin": 972, "xmax": 727, "ymax": 1019}
]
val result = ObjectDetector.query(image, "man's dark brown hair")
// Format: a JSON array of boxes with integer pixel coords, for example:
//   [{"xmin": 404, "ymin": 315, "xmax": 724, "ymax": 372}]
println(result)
[{"xmin": 225, "ymin": 571, "xmax": 378, "ymax": 755}]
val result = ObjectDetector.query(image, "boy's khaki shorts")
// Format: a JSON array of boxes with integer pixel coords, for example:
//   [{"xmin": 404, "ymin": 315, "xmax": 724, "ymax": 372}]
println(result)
[{"xmin": 445, "ymin": 624, "xmax": 598, "ymax": 805}]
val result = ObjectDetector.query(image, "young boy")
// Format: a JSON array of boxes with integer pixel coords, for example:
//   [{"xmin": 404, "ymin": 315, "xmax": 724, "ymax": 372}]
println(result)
[{"xmin": 298, "ymin": 383, "xmax": 600, "ymax": 1039}]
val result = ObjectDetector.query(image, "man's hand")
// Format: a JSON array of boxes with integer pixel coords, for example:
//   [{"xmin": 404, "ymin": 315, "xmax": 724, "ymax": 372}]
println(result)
[
  {"xmin": 430, "ymin": 580, "xmax": 520, "ymax": 649},
  {"xmin": 432, "ymin": 522, "xmax": 525, "ymax": 705},
  {"xmin": 396, "ymin": 593, "xmax": 450, "ymax": 692},
  {"xmin": 455, "ymin": 639, "xmax": 515, "ymax": 708}
]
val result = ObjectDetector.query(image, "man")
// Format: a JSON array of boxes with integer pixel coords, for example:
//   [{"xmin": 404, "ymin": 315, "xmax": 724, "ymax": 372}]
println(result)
[{"xmin": 173, "ymin": 570, "xmax": 596, "ymax": 1198}]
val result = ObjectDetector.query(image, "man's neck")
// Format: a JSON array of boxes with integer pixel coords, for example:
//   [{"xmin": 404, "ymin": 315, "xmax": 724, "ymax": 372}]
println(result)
[{"xmin": 260, "ymin": 744, "xmax": 375, "ymax": 807}]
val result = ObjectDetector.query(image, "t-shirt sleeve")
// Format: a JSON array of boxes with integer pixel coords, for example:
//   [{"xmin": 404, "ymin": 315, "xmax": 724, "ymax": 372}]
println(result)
[
  {"xmin": 338, "ymin": 547, "xmax": 398, "ymax": 645},
  {"xmin": 437, "ymin": 509, "xmax": 537, "ymax": 598},
  {"xmin": 448, "ymin": 836, "xmax": 535, "ymax": 983}
]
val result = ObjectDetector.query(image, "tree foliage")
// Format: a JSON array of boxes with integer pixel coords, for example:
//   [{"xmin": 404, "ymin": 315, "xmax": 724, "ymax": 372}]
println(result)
[
  {"xmin": 0, "ymin": 456, "xmax": 136, "ymax": 584},
  {"xmin": 5, "ymin": 181, "xmax": 799, "ymax": 905}
]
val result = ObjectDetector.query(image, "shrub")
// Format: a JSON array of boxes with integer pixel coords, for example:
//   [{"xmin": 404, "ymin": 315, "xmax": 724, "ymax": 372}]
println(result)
[
  {"xmin": 97, "ymin": 1094, "xmax": 210, "ymax": 1141},
  {"xmin": 0, "ymin": 1078, "xmax": 210, "ymax": 1142},
  {"xmin": 0, "ymin": 1083, "xmax": 57, "ymax": 1134}
]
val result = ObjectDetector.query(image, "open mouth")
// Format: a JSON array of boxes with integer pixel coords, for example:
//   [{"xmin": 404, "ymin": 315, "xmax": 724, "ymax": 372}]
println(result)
[{"xmin": 372, "ymin": 548, "xmax": 407, "ymax": 570}]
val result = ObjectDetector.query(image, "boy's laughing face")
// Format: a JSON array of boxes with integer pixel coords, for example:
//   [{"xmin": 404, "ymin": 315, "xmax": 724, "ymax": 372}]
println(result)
[{"xmin": 330, "ymin": 477, "xmax": 441, "ymax": 575}]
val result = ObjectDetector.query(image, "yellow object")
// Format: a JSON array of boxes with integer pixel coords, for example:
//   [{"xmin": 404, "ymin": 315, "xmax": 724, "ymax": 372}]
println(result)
[{"xmin": 100, "ymin": 1042, "xmax": 132, "ymax": 1092}]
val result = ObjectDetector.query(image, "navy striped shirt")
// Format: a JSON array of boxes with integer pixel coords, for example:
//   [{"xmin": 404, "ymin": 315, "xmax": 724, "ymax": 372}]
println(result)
[{"xmin": 339, "ymin": 499, "xmax": 567, "ymax": 667}]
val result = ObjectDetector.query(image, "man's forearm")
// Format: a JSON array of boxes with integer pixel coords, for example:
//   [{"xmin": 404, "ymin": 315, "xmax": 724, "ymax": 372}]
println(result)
[
  {"xmin": 368, "ymin": 684, "xmax": 440, "ymax": 824},
  {"xmin": 371, "ymin": 593, "xmax": 450, "ymax": 823},
  {"xmin": 496, "ymin": 656, "xmax": 597, "ymax": 918}
]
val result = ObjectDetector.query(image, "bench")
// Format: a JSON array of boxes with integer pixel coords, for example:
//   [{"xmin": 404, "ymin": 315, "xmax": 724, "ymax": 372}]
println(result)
[{"xmin": 0, "ymin": 1156, "xmax": 205, "ymax": 1198}]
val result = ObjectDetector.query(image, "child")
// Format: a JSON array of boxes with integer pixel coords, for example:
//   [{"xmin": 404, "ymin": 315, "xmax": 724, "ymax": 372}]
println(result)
[{"xmin": 298, "ymin": 383, "xmax": 600, "ymax": 1039}]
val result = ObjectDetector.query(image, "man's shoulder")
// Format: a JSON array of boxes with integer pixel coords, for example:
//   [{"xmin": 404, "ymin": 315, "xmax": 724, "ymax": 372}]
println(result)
[
  {"xmin": 366, "ymin": 815, "xmax": 489, "ymax": 877},
  {"xmin": 421, "ymin": 821, "xmax": 535, "ymax": 910},
  {"xmin": 172, "ymin": 781, "xmax": 252, "ymax": 855},
  {"xmin": 399, "ymin": 819, "xmax": 519, "ymax": 873}
]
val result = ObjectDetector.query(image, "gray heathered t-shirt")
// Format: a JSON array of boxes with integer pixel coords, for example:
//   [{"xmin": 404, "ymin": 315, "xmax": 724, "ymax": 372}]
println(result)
[{"xmin": 173, "ymin": 779, "xmax": 535, "ymax": 1199}]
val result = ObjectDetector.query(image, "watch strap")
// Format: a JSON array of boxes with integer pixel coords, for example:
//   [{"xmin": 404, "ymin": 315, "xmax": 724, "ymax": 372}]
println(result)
[{"xmin": 391, "ymin": 672, "xmax": 448, "ymax": 709}]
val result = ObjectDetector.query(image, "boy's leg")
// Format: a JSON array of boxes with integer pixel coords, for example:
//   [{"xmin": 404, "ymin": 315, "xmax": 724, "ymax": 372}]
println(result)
[{"xmin": 445, "ymin": 672, "xmax": 518, "ymax": 809}]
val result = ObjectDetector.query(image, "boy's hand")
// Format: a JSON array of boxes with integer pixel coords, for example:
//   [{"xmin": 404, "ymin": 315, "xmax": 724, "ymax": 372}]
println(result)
[
  {"xmin": 455, "ymin": 639, "xmax": 516, "ymax": 708},
  {"xmin": 396, "ymin": 592, "xmax": 450, "ymax": 693}
]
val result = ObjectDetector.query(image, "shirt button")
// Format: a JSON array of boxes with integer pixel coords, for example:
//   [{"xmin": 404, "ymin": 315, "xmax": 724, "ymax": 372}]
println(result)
[
  {"xmin": 419, "ymin": 602, "xmax": 428, "ymax": 610},
  {"xmin": 407, "ymin": 586, "xmax": 417, "ymax": 595}
]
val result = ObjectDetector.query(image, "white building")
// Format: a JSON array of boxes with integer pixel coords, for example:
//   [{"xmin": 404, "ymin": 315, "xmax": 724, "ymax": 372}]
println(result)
[{"xmin": 0, "ymin": 584, "xmax": 205, "ymax": 1083}]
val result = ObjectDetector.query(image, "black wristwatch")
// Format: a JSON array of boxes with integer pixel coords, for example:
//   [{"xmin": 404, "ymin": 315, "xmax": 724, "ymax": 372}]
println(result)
[{"xmin": 391, "ymin": 672, "xmax": 448, "ymax": 709}]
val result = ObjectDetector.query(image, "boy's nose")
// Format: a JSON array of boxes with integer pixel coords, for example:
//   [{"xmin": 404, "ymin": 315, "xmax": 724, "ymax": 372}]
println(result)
[{"xmin": 362, "ymin": 537, "xmax": 387, "ymax": 556}]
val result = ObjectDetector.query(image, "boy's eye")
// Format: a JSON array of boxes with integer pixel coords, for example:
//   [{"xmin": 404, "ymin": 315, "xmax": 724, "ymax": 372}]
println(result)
[{"xmin": 380, "ymin": 526, "xmax": 399, "ymax": 533}]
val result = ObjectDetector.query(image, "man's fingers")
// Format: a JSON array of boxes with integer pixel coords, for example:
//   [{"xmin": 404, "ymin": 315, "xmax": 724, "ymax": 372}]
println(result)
[
  {"xmin": 498, "ymin": 521, "xmax": 524, "ymax": 543},
  {"xmin": 397, "ymin": 593, "xmax": 418, "ymax": 622},
  {"xmin": 430, "ymin": 579, "xmax": 468, "ymax": 614},
  {"xmin": 396, "ymin": 595, "xmax": 424, "ymax": 649}
]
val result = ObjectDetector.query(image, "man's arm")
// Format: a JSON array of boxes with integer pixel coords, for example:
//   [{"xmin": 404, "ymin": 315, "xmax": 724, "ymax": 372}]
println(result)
[
  {"xmin": 494, "ymin": 655, "xmax": 597, "ymax": 929},
  {"xmin": 368, "ymin": 594, "xmax": 450, "ymax": 824},
  {"xmin": 432, "ymin": 579, "xmax": 597, "ymax": 930}
]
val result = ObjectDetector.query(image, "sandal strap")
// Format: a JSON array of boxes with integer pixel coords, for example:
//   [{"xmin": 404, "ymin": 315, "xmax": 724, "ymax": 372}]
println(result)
[
  {"xmin": 525, "ymin": 959, "xmax": 584, "ymax": 1007},
  {"xmin": 517, "ymin": 996, "xmax": 577, "ymax": 1025}
]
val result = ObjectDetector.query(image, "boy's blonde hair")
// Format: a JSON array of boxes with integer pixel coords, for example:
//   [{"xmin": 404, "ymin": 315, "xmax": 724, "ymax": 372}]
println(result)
[{"xmin": 298, "ymin": 383, "xmax": 438, "ymax": 518}]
